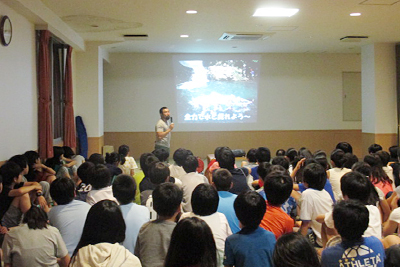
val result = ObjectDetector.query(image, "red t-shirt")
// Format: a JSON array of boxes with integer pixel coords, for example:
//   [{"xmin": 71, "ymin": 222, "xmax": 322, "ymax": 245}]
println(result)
[{"xmin": 259, "ymin": 202, "xmax": 294, "ymax": 239}]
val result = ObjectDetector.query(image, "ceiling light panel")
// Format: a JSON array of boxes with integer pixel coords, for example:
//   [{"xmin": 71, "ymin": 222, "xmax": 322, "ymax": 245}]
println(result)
[{"xmin": 253, "ymin": 8, "xmax": 299, "ymax": 17}]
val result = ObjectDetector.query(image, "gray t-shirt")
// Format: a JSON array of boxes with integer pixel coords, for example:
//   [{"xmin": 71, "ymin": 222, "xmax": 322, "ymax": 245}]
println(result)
[
  {"xmin": 155, "ymin": 119, "xmax": 170, "ymax": 148},
  {"xmin": 2, "ymin": 224, "xmax": 68, "ymax": 267},
  {"xmin": 134, "ymin": 219, "xmax": 176, "ymax": 267}
]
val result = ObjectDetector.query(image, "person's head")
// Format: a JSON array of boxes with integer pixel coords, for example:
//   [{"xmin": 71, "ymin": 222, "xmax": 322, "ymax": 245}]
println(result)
[
  {"xmin": 159, "ymin": 106, "xmax": 170, "ymax": 120},
  {"xmin": 255, "ymin": 147, "xmax": 271, "ymax": 163},
  {"xmin": 385, "ymin": 244, "xmax": 400, "ymax": 267},
  {"xmin": 152, "ymin": 148, "xmax": 169, "ymax": 162},
  {"xmin": 62, "ymin": 146, "xmax": 75, "ymax": 158},
  {"xmin": 314, "ymin": 154, "xmax": 330, "ymax": 170},
  {"xmin": 212, "ymin": 168, "xmax": 232, "ymax": 191},
  {"xmin": 271, "ymin": 156, "xmax": 289, "ymax": 170},
  {"xmin": 376, "ymin": 150, "xmax": 390, "ymax": 166},
  {"xmin": 303, "ymin": 163, "xmax": 327, "ymax": 190},
  {"xmin": 173, "ymin": 148, "xmax": 189, "ymax": 166},
  {"xmin": 8, "ymin": 154, "xmax": 28, "ymax": 175},
  {"xmin": 0, "ymin": 161, "xmax": 22, "ymax": 187},
  {"xmin": 182, "ymin": 155, "xmax": 199, "ymax": 173},
  {"xmin": 149, "ymin": 161, "xmax": 170, "ymax": 185},
  {"xmin": 342, "ymin": 153, "xmax": 359, "ymax": 169},
  {"xmin": 22, "ymin": 206, "xmax": 49, "ymax": 230},
  {"xmin": 112, "ymin": 174, "xmax": 136, "ymax": 205},
  {"xmin": 286, "ymin": 148, "xmax": 298, "ymax": 162},
  {"xmin": 363, "ymin": 154, "xmax": 391, "ymax": 185},
  {"xmin": 88, "ymin": 153, "xmax": 105, "ymax": 165},
  {"xmin": 164, "ymin": 217, "xmax": 217, "ymax": 267},
  {"xmin": 257, "ymin": 162, "xmax": 272, "ymax": 182},
  {"xmin": 298, "ymin": 148, "xmax": 313, "ymax": 159},
  {"xmin": 74, "ymin": 200, "xmax": 125, "ymax": 255},
  {"xmin": 330, "ymin": 149, "xmax": 346, "ymax": 168},
  {"xmin": 214, "ymin": 147, "xmax": 224, "ymax": 160},
  {"xmin": 336, "ymin": 142, "xmax": 353, "ymax": 154},
  {"xmin": 152, "ymin": 183, "xmax": 182, "ymax": 217},
  {"xmin": 264, "ymin": 171, "xmax": 293, "ymax": 206},
  {"xmin": 340, "ymin": 171, "xmax": 373, "ymax": 204},
  {"xmin": 140, "ymin": 153, "xmax": 159, "ymax": 176},
  {"xmin": 50, "ymin": 177, "xmax": 75, "ymax": 205},
  {"xmin": 77, "ymin": 161, "xmax": 95, "ymax": 184},
  {"xmin": 53, "ymin": 146, "xmax": 65, "ymax": 160},
  {"xmin": 389, "ymin": 145, "xmax": 399, "ymax": 161},
  {"xmin": 91, "ymin": 164, "xmax": 112, "ymax": 190},
  {"xmin": 273, "ymin": 232, "xmax": 321, "ymax": 267},
  {"xmin": 368, "ymin": 143, "xmax": 382, "ymax": 154},
  {"xmin": 118, "ymin": 144, "xmax": 130, "ymax": 157},
  {"xmin": 234, "ymin": 191, "xmax": 266, "ymax": 230},
  {"xmin": 245, "ymin": 148, "xmax": 257, "ymax": 163},
  {"xmin": 275, "ymin": 149, "xmax": 286, "ymax": 157},
  {"xmin": 105, "ymin": 152, "xmax": 122, "ymax": 165},
  {"xmin": 351, "ymin": 161, "xmax": 372, "ymax": 177},
  {"xmin": 24, "ymin": 150, "xmax": 40, "ymax": 167},
  {"xmin": 333, "ymin": 199, "xmax": 369, "ymax": 241},
  {"xmin": 191, "ymin": 184, "xmax": 219, "ymax": 216},
  {"xmin": 216, "ymin": 147, "xmax": 235, "ymax": 169}
]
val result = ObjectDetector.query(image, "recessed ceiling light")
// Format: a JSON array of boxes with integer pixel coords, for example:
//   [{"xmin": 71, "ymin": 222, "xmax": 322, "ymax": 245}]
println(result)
[
  {"xmin": 180, "ymin": 35, "xmax": 189, "ymax": 38},
  {"xmin": 350, "ymin": 12, "xmax": 361, "ymax": 16},
  {"xmin": 186, "ymin": 10, "xmax": 197, "ymax": 14},
  {"xmin": 253, "ymin": 8, "xmax": 299, "ymax": 17}
]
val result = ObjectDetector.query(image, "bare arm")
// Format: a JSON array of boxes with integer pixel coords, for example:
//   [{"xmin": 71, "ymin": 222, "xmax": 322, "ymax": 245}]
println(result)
[
  {"xmin": 58, "ymin": 255, "xmax": 70, "ymax": 267},
  {"xmin": 291, "ymin": 158, "xmax": 305, "ymax": 180},
  {"xmin": 379, "ymin": 198, "xmax": 391, "ymax": 223},
  {"xmin": 300, "ymin": 220, "xmax": 312, "ymax": 236},
  {"xmin": 156, "ymin": 123, "xmax": 174, "ymax": 140},
  {"xmin": 383, "ymin": 220, "xmax": 399, "ymax": 236},
  {"xmin": 9, "ymin": 183, "xmax": 41, "ymax": 197}
]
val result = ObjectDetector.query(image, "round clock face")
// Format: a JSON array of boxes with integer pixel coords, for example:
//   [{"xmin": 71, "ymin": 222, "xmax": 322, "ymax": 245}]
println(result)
[{"xmin": 1, "ymin": 16, "xmax": 12, "ymax": 46}]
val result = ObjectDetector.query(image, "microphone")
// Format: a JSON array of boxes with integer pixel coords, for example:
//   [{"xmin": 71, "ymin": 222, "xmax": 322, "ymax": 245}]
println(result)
[{"xmin": 171, "ymin": 117, "xmax": 173, "ymax": 123}]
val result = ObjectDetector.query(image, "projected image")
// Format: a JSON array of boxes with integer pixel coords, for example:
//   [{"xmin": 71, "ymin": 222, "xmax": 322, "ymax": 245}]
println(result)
[{"xmin": 175, "ymin": 58, "xmax": 259, "ymax": 123}]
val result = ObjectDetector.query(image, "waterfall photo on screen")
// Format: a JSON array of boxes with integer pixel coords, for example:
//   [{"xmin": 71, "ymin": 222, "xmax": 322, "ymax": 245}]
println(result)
[{"xmin": 174, "ymin": 56, "xmax": 260, "ymax": 123}]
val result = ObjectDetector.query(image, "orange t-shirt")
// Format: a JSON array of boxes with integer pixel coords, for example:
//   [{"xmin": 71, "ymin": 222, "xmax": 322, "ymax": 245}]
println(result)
[{"xmin": 259, "ymin": 202, "xmax": 294, "ymax": 239}]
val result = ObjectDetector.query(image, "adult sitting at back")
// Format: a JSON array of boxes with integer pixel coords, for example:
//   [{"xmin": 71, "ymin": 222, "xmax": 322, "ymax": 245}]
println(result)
[
  {"xmin": 48, "ymin": 177, "xmax": 91, "ymax": 256},
  {"xmin": 113, "ymin": 174, "xmax": 150, "ymax": 254},
  {"xmin": 217, "ymin": 147, "xmax": 250, "ymax": 195},
  {"xmin": 179, "ymin": 155, "xmax": 209, "ymax": 212}
]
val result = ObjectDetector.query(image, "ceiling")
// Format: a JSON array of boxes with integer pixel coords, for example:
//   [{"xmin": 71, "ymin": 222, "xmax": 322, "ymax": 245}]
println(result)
[{"xmin": 39, "ymin": 0, "xmax": 400, "ymax": 54}]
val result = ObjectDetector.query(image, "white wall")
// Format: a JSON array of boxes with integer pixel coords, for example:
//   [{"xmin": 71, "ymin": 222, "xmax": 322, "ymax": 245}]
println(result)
[
  {"xmin": 0, "ymin": 2, "xmax": 37, "ymax": 161},
  {"xmin": 104, "ymin": 53, "xmax": 361, "ymax": 132}
]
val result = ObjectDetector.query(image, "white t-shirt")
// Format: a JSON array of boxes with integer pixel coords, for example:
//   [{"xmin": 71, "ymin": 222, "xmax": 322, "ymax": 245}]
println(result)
[
  {"xmin": 179, "ymin": 172, "xmax": 209, "ymax": 212},
  {"xmin": 389, "ymin": 207, "xmax": 400, "ymax": 224},
  {"xmin": 324, "ymin": 204, "xmax": 382, "ymax": 239},
  {"xmin": 300, "ymin": 188, "xmax": 334, "ymax": 246},
  {"xmin": 180, "ymin": 211, "xmax": 232, "ymax": 253},
  {"xmin": 383, "ymin": 165, "xmax": 395, "ymax": 184},
  {"xmin": 327, "ymin": 167, "xmax": 351, "ymax": 201},
  {"xmin": 86, "ymin": 186, "xmax": 118, "ymax": 206},
  {"xmin": 169, "ymin": 164, "xmax": 186, "ymax": 179}
]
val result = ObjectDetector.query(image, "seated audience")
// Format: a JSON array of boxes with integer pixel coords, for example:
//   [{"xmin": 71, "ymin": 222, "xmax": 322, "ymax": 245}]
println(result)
[
  {"xmin": 328, "ymin": 149, "xmax": 351, "ymax": 201},
  {"xmin": 169, "ymin": 148, "xmax": 189, "ymax": 179},
  {"xmin": 105, "ymin": 152, "xmax": 123, "ymax": 179},
  {"xmin": 112, "ymin": 174, "xmax": 150, "ymax": 253},
  {"xmin": 135, "ymin": 183, "xmax": 182, "ymax": 267},
  {"xmin": 241, "ymin": 148, "xmax": 258, "ymax": 168},
  {"xmin": 213, "ymin": 168, "xmax": 240, "ymax": 233},
  {"xmin": 63, "ymin": 146, "xmax": 85, "ymax": 168},
  {"xmin": 24, "ymin": 150, "xmax": 56, "ymax": 184},
  {"xmin": 369, "ymin": 143, "xmax": 383, "ymax": 154},
  {"xmin": 139, "ymin": 153, "xmax": 160, "ymax": 192},
  {"xmin": 364, "ymin": 154, "xmax": 393, "ymax": 197},
  {"xmin": 385, "ymin": 244, "xmax": 400, "ymax": 267},
  {"xmin": 224, "ymin": 191, "xmax": 275, "ymax": 267},
  {"xmin": 321, "ymin": 200, "xmax": 385, "ymax": 267},
  {"xmin": 260, "ymin": 171, "xmax": 294, "ymax": 239},
  {"xmin": 118, "ymin": 144, "xmax": 138, "ymax": 176},
  {"xmin": 75, "ymin": 161, "xmax": 95, "ymax": 201},
  {"xmin": 48, "ymin": 177, "xmax": 91, "ymax": 256},
  {"xmin": 336, "ymin": 141, "xmax": 353, "ymax": 154},
  {"xmin": 87, "ymin": 153, "xmax": 105, "ymax": 165},
  {"xmin": 86, "ymin": 164, "xmax": 117, "ymax": 205},
  {"xmin": 299, "ymin": 163, "xmax": 333, "ymax": 247},
  {"xmin": 45, "ymin": 146, "xmax": 75, "ymax": 178},
  {"xmin": 71, "ymin": 200, "xmax": 141, "ymax": 267},
  {"xmin": 180, "ymin": 155, "xmax": 209, "ymax": 212},
  {"xmin": 152, "ymin": 148, "xmax": 169, "ymax": 163},
  {"xmin": 2, "ymin": 206, "xmax": 70, "ymax": 267},
  {"xmin": 250, "ymin": 147, "xmax": 271, "ymax": 181},
  {"xmin": 164, "ymin": 217, "xmax": 217, "ymax": 267},
  {"xmin": 273, "ymin": 232, "xmax": 321, "ymax": 267}
]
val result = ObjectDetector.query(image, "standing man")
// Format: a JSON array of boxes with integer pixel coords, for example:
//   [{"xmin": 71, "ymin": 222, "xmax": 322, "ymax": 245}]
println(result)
[{"xmin": 155, "ymin": 107, "xmax": 174, "ymax": 154}]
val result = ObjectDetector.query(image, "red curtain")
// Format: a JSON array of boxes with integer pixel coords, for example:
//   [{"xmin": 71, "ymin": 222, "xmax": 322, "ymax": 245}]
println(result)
[
  {"xmin": 38, "ymin": 30, "xmax": 53, "ymax": 159},
  {"xmin": 63, "ymin": 46, "xmax": 76, "ymax": 148}
]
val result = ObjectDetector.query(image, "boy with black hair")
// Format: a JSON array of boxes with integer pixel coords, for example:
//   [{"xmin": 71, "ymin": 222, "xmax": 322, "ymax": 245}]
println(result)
[
  {"xmin": 169, "ymin": 148, "xmax": 189, "ymax": 179},
  {"xmin": 322, "ymin": 171, "xmax": 382, "ymax": 240},
  {"xmin": 321, "ymin": 200, "xmax": 385, "ymax": 267},
  {"xmin": 135, "ymin": 183, "xmax": 182, "ymax": 267},
  {"xmin": 260, "ymin": 171, "xmax": 294, "ymax": 239},
  {"xmin": 75, "ymin": 161, "xmax": 95, "ymax": 201},
  {"xmin": 250, "ymin": 147, "xmax": 271, "ymax": 181},
  {"xmin": 86, "ymin": 164, "xmax": 117, "ymax": 205},
  {"xmin": 217, "ymin": 147, "xmax": 250, "ymax": 195},
  {"xmin": 180, "ymin": 183, "xmax": 232, "ymax": 266},
  {"xmin": 48, "ymin": 177, "xmax": 91, "ymax": 256},
  {"xmin": 299, "ymin": 163, "xmax": 333, "ymax": 247},
  {"xmin": 139, "ymin": 153, "xmax": 160, "ymax": 192},
  {"xmin": 369, "ymin": 143, "xmax": 383, "ymax": 154},
  {"xmin": 140, "ymin": 161, "xmax": 171, "ymax": 205},
  {"xmin": 179, "ymin": 155, "xmax": 209, "ymax": 212},
  {"xmin": 213, "ymin": 168, "xmax": 240, "ymax": 233},
  {"xmin": 112, "ymin": 174, "xmax": 149, "ymax": 254},
  {"xmin": 224, "ymin": 191, "xmax": 276, "ymax": 267},
  {"xmin": 376, "ymin": 150, "xmax": 395, "ymax": 183}
]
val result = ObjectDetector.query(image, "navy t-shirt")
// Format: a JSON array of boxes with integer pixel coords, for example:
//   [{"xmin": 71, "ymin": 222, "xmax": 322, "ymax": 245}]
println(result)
[{"xmin": 228, "ymin": 168, "xmax": 250, "ymax": 195}]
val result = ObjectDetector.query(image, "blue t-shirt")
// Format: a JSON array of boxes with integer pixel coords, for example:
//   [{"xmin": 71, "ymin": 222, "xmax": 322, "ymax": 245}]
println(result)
[
  {"xmin": 251, "ymin": 166, "xmax": 259, "ymax": 180},
  {"xmin": 321, "ymin": 236, "xmax": 385, "ymax": 267},
  {"xmin": 298, "ymin": 179, "xmax": 336, "ymax": 203},
  {"xmin": 217, "ymin": 191, "xmax": 240, "ymax": 233},
  {"xmin": 224, "ymin": 227, "xmax": 275, "ymax": 267}
]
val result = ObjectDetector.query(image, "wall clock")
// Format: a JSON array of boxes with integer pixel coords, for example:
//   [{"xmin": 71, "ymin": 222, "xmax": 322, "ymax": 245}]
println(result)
[{"xmin": 0, "ymin": 16, "xmax": 12, "ymax": 46}]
